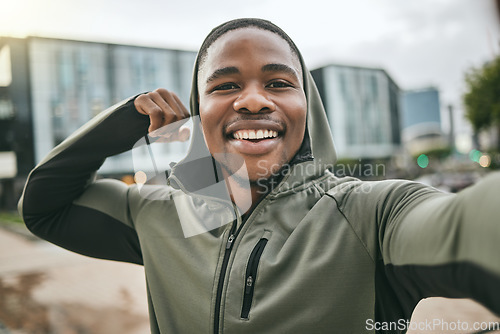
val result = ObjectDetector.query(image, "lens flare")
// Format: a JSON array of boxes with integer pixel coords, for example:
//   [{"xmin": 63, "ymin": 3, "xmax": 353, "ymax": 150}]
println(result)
[
  {"xmin": 479, "ymin": 154, "xmax": 491, "ymax": 168},
  {"xmin": 134, "ymin": 170, "xmax": 147, "ymax": 184},
  {"xmin": 469, "ymin": 149, "xmax": 481, "ymax": 163},
  {"xmin": 417, "ymin": 154, "xmax": 429, "ymax": 168}
]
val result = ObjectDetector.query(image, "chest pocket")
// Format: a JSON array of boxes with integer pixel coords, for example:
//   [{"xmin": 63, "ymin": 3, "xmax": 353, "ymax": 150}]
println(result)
[{"xmin": 241, "ymin": 237, "xmax": 269, "ymax": 319}]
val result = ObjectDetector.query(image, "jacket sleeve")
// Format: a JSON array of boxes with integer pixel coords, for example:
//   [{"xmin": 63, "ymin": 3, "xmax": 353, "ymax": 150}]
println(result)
[
  {"xmin": 18, "ymin": 97, "xmax": 150, "ymax": 265},
  {"xmin": 378, "ymin": 173, "xmax": 500, "ymax": 314},
  {"xmin": 337, "ymin": 173, "xmax": 500, "ymax": 321}
]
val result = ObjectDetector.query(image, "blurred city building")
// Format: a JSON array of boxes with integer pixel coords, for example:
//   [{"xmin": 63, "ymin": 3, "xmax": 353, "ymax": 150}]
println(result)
[
  {"xmin": 311, "ymin": 64, "xmax": 402, "ymax": 160},
  {"xmin": 0, "ymin": 36, "xmax": 196, "ymax": 208},
  {"xmin": 400, "ymin": 87, "xmax": 448, "ymax": 157}
]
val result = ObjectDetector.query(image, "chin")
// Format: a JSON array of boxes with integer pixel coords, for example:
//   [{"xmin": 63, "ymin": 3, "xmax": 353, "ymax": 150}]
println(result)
[
  {"xmin": 214, "ymin": 151, "xmax": 289, "ymax": 184},
  {"xmin": 247, "ymin": 159, "xmax": 285, "ymax": 181}
]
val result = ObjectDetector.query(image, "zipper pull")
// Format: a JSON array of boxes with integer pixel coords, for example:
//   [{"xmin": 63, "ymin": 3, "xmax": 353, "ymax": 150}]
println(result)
[
  {"xmin": 226, "ymin": 234, "xmax": 235, "ymax": 249},
  {"xmin": 245, "ymin": 276, "xmax": 253, "ymax": 294}
]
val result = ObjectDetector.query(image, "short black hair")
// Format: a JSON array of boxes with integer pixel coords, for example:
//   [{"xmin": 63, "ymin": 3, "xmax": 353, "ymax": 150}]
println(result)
[{"xmin": 196, "ymin": 18, "xmax": 301, "ymax": 71}]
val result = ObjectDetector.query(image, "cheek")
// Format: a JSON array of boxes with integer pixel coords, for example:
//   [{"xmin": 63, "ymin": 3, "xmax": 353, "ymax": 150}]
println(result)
[
  {"xmin": 199, "ymin": 104, "xmax": 225, "ymax": 152},
  {"xmin": 198, "ymin": 107, "xmax": 213, "ymax": 143},
  {"xmin": 199, "ymin": 97, "xmax": 224, "ymax": 120},
  {"xmin": 199, "ymin": 96, "xmax": 233, "ymax": 134},
  {"xmin": 287, "ymin": 95, "xmax": 307, "ymax": 141}
]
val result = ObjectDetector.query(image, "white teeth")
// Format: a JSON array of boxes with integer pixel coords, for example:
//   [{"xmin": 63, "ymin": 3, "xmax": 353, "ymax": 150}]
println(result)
[{"xmin": 232, "ymin": 129, "xmax": 279, "ymax": 140}]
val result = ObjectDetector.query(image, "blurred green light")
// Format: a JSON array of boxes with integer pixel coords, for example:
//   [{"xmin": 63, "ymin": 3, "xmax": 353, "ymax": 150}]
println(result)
[
  {"xmin": 417, "ymin": 154, "xmax": 429, "ymax": 168},
  {"xmin": 469, "ymin": 149, "xmax": 482, "ymax": 163}
]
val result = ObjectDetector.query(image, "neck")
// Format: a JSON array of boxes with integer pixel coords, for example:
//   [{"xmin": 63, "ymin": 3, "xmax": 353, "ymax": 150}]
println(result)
[{"xmin": 223, "ymin": 172, "xmax": 269, "ymax": 215}]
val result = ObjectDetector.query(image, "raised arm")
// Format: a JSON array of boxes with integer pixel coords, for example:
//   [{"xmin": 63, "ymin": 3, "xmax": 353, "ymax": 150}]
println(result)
[
  {"xmin": 18, "ymin": 89, "xmax": 189, "ymax": 265},
  {"xmin": 379, "ymin": 173, "xmax": 500, "ymax": 315},
  {"xmin": 333, "ymin": 173, "xmax": 500, "ymax": 324}
]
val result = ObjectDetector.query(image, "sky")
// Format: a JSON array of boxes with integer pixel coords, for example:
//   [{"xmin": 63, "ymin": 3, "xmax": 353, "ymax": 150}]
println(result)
[{"xmin": 1, "ymin": 0, "xmax": 499, "ymax": 134}]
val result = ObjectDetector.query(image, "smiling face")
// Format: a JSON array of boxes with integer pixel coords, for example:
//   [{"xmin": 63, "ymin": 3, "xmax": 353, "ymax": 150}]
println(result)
[{"xmin": 198, "ymin": 27, "xmax": 307, "ymax": 184}]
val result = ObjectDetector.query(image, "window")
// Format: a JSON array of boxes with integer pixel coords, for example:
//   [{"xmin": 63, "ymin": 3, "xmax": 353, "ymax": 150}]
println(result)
[
  {"xmin": 0, "ymin": 99, "xmax": 14, "ymax": 119},
  {"xmin": 0, "ymin": 45, "xmax": 12, "ymax": 87}
]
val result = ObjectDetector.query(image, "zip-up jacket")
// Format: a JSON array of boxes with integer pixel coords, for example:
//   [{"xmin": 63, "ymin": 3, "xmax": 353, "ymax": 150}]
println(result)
[{"xmin": 18, "ymin": 50, "xmax": 500, "ymax": 334}]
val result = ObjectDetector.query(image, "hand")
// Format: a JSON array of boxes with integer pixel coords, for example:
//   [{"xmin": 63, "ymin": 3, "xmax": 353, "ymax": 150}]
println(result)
[{"xmin": 134, "ymin": 88, "xmax": 191, "ymax": 142}]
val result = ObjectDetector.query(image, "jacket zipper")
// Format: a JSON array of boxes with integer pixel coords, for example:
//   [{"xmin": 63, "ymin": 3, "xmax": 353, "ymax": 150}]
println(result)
[
  {"xmin": 241, "ymin": 238, "xmax": 268, "ymax": 319},
  {"xmin": 213, "ymin": 197, "xmax": 271, "ymax": 333},
  {"xmin": 213, "ymin": 220, "xmax": 237, "ymax": 334}
]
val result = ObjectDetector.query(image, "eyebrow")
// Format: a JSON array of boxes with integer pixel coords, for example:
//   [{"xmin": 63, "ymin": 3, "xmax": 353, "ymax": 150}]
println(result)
[
  {"xmin": 205, "ymin": 63, "xmax": 300, "ymax": 84},
  {"xmin": 261, "ymin": 63, "xmax": 299, "ymax": 80},
  {"xmin": 206, "ymin": 67, "xmax": 239, "ymax": 84}
]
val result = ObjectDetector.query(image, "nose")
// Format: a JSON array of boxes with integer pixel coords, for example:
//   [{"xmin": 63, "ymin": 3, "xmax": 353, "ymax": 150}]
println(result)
[{"xmin": 233, "ymin": 85, "xmax": 276, "ymax": 113}]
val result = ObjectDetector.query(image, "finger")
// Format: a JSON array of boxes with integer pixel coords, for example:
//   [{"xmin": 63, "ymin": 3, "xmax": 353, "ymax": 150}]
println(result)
[
  {"xmin": 156, "ymin": 88, "xmax": 189, "ymax": 120},
  {"xmin": 154, "ymin": 89, "xmax": 182, "ymax": 120},
  {"xmin": 171, "ymin": 92, "xmax": 190, "ymax": 119},
  {"xmin": 137, "ymin": 96, "xmax": 167, "ymax": 133},
  {"xmin": 156, "ymin": 95, "xmax": 190, "ymax": 134},
  {"xmin": 153, "ymin": 90, "xmax": 191, "ymax": 137},
  {"xmin": 134, "ymin": 94, "xmax": 150, "ymax": 115},
  {"xmin": 149, "ymin": 91, "xmax": 178, "ymax": 125}
]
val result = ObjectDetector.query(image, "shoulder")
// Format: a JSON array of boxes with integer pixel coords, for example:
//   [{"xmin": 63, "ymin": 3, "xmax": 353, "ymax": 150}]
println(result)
[{"xmin": 324, "ymin": 175, "xmax": 440, "ymax": 209}]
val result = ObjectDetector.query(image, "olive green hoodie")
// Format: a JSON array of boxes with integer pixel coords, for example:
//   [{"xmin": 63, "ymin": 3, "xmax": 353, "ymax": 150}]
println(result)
[{"xmin": 19, "ymin": 24, "xmax": 500, "ymax": 334}]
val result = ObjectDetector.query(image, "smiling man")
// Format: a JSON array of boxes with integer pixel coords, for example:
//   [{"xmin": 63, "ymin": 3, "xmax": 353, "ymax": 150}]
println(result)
[
  {"xmin": 197, "ymin": 27, "xmax": 307, "ymax": 207},
  {"xmin": 18, "ymin": 18, "xmax": 500, "ymax": 333}
]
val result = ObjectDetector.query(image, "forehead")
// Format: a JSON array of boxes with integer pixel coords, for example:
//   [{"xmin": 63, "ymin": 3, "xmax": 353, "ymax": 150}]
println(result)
[{"xmin": 199, "ymin": 27, "xmax": 302, "ymax": 82}]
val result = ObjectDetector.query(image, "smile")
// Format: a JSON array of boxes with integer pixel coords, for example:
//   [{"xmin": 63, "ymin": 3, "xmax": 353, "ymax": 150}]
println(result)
[{"xmin": 232, "ymin": 129, "xmax": 279, "ymax": 140}]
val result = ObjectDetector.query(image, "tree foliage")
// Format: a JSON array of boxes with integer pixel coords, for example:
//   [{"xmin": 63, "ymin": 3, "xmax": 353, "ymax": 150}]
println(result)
[{"xmin": 463, "ymin": 56, "xmax": 500, "ymax": 137}]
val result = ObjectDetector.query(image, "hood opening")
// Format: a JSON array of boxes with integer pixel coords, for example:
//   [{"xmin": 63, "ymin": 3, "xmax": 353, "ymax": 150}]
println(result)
[{"xmin": 169, "ymin": 19, "xmax": 336, "ymax": 196}]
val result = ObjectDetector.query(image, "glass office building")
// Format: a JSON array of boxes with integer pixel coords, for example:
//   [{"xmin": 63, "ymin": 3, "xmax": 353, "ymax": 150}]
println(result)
[
  {"xmin": 400, "ymin": 87, "xmax": 443, "ymax": 141},
  {"xmin": 400, "ymin": 87, "xmax": 441, "ymax": 130},
  {"xmin": 400, "ymin": 87, "xmax": 447, "ymax": 155},
  {"xmin": 0, "ymin": 36, "xmax": 196, "ymax": 177},
  {"xmin": 311, "ymin": 65, "xmax": 402, "ymax": 160}
]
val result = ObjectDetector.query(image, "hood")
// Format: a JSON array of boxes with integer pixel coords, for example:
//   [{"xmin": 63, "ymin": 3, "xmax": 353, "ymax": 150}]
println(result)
[{"xmin": 168, "ymin": 28, "xmax": 337, "ymax": 196}]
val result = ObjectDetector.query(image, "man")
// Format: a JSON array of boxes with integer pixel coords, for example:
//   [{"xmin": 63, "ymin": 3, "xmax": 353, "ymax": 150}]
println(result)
[{"xmin": 18, "ymin": 18, "xmax": 500, "ymax": 333}]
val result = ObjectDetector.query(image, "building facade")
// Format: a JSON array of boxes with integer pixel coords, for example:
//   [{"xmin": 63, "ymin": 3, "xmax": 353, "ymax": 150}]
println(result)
[
  {"xmin": 400, "ymin": 87, "xmax": 447, "ymax": 156},
  {"xmin": 311, "ymin": 64, "xmax": 402, "ymax": 160},
  {"xmin": 400, "ymin": 87, "xmax": 441, "ymax": 130},
  {"xmin": 0, "ymin": 36, "xmax": 196, "ymax": 180}
]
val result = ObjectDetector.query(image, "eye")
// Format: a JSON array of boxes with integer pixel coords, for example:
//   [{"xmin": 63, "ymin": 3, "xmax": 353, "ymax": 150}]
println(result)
[
  {"xmin": 213, "ymin": 83, "xmax": 239, "ymax": 91},
  {"xmin": 267, "ymin": 81, "xmax": 292, "ymax": 88}
]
